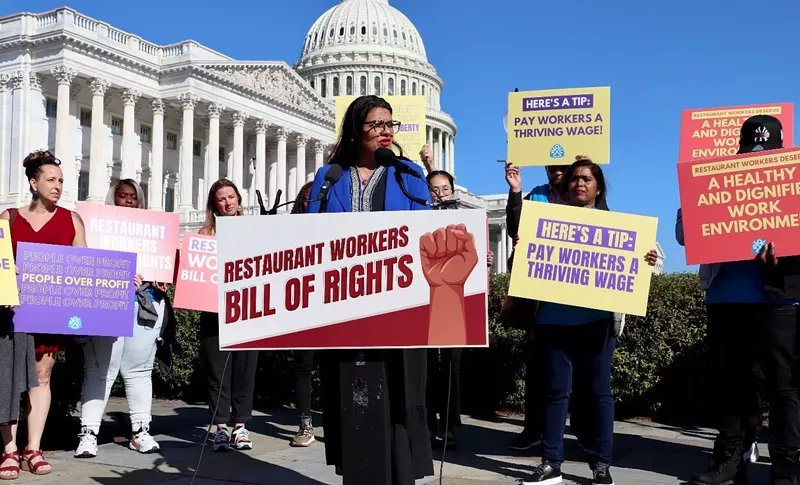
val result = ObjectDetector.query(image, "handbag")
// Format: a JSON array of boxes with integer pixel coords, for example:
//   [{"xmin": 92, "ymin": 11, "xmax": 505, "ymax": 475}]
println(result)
[{"xmin": 498, "ymin": 295, "xmax": 538, "ymax": 331}]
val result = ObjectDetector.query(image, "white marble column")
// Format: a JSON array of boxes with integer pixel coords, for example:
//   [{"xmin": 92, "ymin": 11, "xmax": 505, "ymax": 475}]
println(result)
[
  {"xmin": 276, "ymin": 128, "xmax": 289, "ymax": 211},
  {"xmin": 232, "ymin": 111, "xmax": 247, "ymax": 189},
  {"xmin": 450, "ymin": 135, "xmax": 456, "ymax": 176},
  {"xmin": 50, "ymin": 66, "xmax": 77, "ymax": 201},
  {"xmin": 0, "ymin": 74, "xmax": 9, "ymax": 201},
  {"xmin": 149, "ymin": 99, "xmax": 165, "ymax": 210},
  {"xmin": 267, "ymin": 141, "xmax": 278, "ymax": 207},
  {"xmin": 87, "ymin": 78, "xmax": 110, "ymax": 203},
  {"xmin": 436, "ymin": 129, "xmax": 444, "ymax": 171},
  {"xmin": 120, "ymin": 88, "xmax": 140, "ymax": 180},
  {"xmin": 162, "ymin": 172, "xmax": 170, "ymax": 210},
  {"xmin": 295, "ymin": 134, "xmax": 308, "ymax": 195},
  {"xmin": 499, "ymin": 225, "xmax": 508, "ymax": 273},
  {"xmin": 255, "ymin": 119, "xmax": 268, "ymax": 199},
  {"xmin": 427, "ymin": 127, "xmax": 434, "ymax": 159},
  {"xmin": 207, "ymin": 103, "xmax": 223, "ymax": 187},
  {"xmin": 8, "ymin": 72, "xmax": 28, "ymax": 202},
  {"xmin": 178, "ymin": 92, "xmax": 198, "ymax": 212},
  {"xmin": 313, "ymin": 140, "xmax": 324, "ymax": 174}
]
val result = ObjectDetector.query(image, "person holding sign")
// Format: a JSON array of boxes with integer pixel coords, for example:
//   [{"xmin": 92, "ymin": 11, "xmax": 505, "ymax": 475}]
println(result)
[
  {"xmin": 306, "ymin": 95, "xmax": 434, "ymax": 485},
  {"xmin": 75, "ymin": 179, "xmax": 176, "ymax": 459},
  {"xmin": 684, "ymin": 115, "xmax": 797, "ymax": 485},
  {"xmin": 521, "ymin": 159, "xmax": 658, "ymax": 485},
  {"xmin": 0, "ymin": 150, "xmax": 87, "ymax": 479},
  {"xmin": 198, "ymin": 180, "xmax": 259, "ymax": 452}
]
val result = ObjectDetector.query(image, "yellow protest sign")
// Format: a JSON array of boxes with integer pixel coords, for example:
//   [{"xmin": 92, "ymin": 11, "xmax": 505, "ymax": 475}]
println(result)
[
  {"xmin": 335, "ymin": 95, "xmax": 426, "ymax": 157},
  {"xmin": 0, "ymin": 220, "xmax": 19, "ymax": 306},
  {"xmin": 507, "ymin": 86, "xmax": 610, "ymax": 166},
  {"xmin": 508, "ymin": 201, "xmax": 658, "ymax": 316}
]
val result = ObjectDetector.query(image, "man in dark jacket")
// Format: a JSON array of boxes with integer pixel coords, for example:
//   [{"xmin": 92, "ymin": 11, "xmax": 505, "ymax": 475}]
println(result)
[{"xmin": 690, "ymin": 115, "xmax": 796, "ymax": 485}]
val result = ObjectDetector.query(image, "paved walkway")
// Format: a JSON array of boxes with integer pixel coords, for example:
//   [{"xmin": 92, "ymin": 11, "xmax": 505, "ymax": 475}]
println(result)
[{"xmin": 10, "ymin": 398, "xmax": 772, "ymax": 484}]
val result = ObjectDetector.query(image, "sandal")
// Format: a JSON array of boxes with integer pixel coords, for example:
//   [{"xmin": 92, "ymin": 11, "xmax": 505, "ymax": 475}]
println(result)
[
  {"xmin": 20, "ymin": 450, "xmax": 50, "ymax": 476},
  {"xmin": 0, "ymin": 451, "xmax": 20, "ymax": 480}
]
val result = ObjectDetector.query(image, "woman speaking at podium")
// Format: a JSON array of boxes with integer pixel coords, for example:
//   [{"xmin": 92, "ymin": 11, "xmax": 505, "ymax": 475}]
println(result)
[{"xmin": 306, "ymin": 95, "xmax": 434, "ymax": 485}]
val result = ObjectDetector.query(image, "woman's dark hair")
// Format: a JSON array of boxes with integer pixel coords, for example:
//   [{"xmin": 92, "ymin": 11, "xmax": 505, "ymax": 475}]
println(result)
[
  {"xmin": 559, "ymin": 158, "xmax": 610, "ymax": 210},
  {"xmin": 328, "ymin": 95, "xmax": 404, "ymax": 167},
  {"xmin": 291, "ymin": 182, "xmax": 314, "ymax": 214},
  {"xmin": 23, "ymin": 150, "xmax": 61, "ymax": 199},
  {"xmin": 426, "ymin": 170, "xmax": 454, "ymax": 191},
  {"xmin": 201, "ymin": 179, "xmax": 242, "ymax": 235}
]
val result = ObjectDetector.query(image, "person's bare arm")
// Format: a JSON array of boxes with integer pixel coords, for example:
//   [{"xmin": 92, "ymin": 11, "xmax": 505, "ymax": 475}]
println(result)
[{"xmin": 71, "ymin": 211, "xmax": 87, "ymax": 247}]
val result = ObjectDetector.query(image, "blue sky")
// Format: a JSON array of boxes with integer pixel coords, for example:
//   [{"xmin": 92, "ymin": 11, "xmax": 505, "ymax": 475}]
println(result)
[{"xmin": 4, "ymin": 0, "xmax": 800, "ymax": 272}]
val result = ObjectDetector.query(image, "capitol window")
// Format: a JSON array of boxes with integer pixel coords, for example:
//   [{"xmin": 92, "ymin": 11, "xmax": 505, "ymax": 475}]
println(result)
[
  {"xmin": 361, "ymin": 25, "xmax": 366, "ymax": 35},
  {"xmin": 360, "ymin": 76, "xmax": 367, "ymax": 95},
  {"xmin": 320, "ymin": 77, "xmax": 327, "ymax": 98},
  {"xmin": 329, "ymin": 29, "xmax": 334, "ymax": 38},
  {"xmin": 79, "ymin": 108, "xmax": 92, "ymax": 127},
  {"xmin": 383, "ymin": 26, "xmax": 388, "ymax": 37},
  {"xmin": 402, "ymin": 32, "xmax": 407, "ymax": 41},
  {"xmin": 339, "ymin": 27, "xmax": 344, "ymax": 37},
  {"xmin": 45, "ymin": 98, "xmax": 57, "ymax": 118},
  {"xmin": 401, "ymin": 79, "xmax": 406, "ymax": 96},
  {"xmin": 111, "ymin": 116, "xmax": 123, "ymax": 136},
  {"xmin": 387, "ymin": 78, "xmax": 394, "ymax": 96},
  {"xmin": 374, "ymin": 76, "xmax": 381, "ymax": 96},
  {"xmin": 193, "ymin": 140, "xmax": 202, "ymax": 157},
  {"xmin": 372, "ymin": 25, "xmax": 377, "ymax": 36},
  {"xmin": 393, "ymin": 29, "xmax": 397, "ymax": 39},
  {"xmin": 412, "ymin": 81, "xmax": 417, "ymax": 95},
  {"xmin": 333, "ymin": 77, "xmax": 340, "ymax": 96},
  {"xmin": 139, "ymin": 124, "xmax": 151, "ymax": 144},
  {"xmin": 219, "ymin": 147, "xmax": 226, "ymax": 163},
  {"xmin": 350, "ymin": 26, "xmax": 355, "ymax": 36},
  {"xmin": 166, "ymin": 133, "xmax": 177, "ymax": 150}
]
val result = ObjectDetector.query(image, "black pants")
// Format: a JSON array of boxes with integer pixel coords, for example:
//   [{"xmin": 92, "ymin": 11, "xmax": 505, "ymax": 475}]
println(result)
[
  {"xmin": 426, "ymin": 348, "xmax": 461, "ymax": 433},
  {"xmin": 201, "ymin": 332, "xmax": 259, "ymax": 425},
  {"xmin": 525, "ymin": 338, "xmax": 591, "ymax": 439},
  {"xmin": 706, "ymin": 303, "xmax": 764, "ymax": 451},
  {"xmin": 759, "ymin": 304, "xmax": 800, "ymax": 451},
  {"xmin": 294, "ymin": 350, "xmax": 315, "ymax": 417}
]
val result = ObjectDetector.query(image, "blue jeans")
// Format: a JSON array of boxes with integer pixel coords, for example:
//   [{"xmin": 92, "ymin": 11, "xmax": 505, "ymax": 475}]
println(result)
[{"xmin": 536, "ymin": 318, "xmax": 616, "ymax": 467}]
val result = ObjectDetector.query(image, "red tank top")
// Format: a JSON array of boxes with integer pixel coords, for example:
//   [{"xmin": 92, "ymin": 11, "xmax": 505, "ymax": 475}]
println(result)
[{"xmin": 10, "ymin": 206, "xmax": 76, "ymax": 256}]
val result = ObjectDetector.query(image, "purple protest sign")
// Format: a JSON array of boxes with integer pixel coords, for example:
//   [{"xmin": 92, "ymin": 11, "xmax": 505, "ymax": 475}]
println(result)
[
  {"xmin": 536, "ymin": 218, "xmax": 637, "ymax": 251},
  {"xmin": 13, "ymin": 242, "xmax": 136, "ymax": 337},
  {"xmin": 522, "ymin": 94, "xmax": 594, "ymax": 112}
]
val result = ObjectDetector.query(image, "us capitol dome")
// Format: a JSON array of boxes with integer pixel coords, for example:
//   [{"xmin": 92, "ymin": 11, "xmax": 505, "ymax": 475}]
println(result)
[{"xmin": 294, "ymin": 0, "xmax": 457, "ymax": 176}]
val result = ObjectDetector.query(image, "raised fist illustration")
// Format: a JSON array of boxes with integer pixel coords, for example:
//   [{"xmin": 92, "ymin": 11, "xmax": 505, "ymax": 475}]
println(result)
[
  {"xmin": 419, "ymin": 224, "xmax": 479, "ymax": 287},
  {"xmin": 419, "ymin": 224, "xmax": 479, "ymax": 346}
]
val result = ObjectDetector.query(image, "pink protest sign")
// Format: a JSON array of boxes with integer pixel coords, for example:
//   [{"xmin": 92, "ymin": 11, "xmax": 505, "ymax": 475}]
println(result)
[
  {"xmin": 76, "ymin": 203, "xmax": 180, "ymax": 283},
  {"xmin": 173, "ymin": 233, "xmax": 218, "ymax": 313}
]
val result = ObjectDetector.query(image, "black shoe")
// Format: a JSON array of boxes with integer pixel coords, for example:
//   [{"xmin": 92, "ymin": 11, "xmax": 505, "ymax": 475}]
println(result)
[
  {"xmin": 510, "ymin": 429, "xmax": 542, "ymax": 451},
  {"xmin": 691, "ymin": 445, "xmax": 745, "ymax": 485},
  {"xmin": 593, "ymin": 464, "xmax": 614, "ymax": 485},
  {"xmin": 523, "ymin": 462, "xmax": 562, "ymax": 485}
]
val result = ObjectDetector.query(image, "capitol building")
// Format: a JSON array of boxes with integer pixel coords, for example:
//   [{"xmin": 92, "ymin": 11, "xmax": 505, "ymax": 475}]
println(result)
[{"xmin": 0, "ymin": 1, "xmax": 664, "ymax": 275}]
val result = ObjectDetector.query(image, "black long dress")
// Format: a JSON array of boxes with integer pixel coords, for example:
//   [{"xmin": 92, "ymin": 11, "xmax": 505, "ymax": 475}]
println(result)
[{"xmin": 319, "ymin": 170, "xmax": 434, "ymax": 485}]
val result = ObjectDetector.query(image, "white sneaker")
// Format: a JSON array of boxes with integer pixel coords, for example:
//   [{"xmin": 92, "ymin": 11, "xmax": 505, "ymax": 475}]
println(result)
[
  {"xmin": 743, "ymin": 441, "xmax": 759, "ymax": 463},
  {"xmin": 130, "ymin": 425, "xmax": 160, "ymax": 454},
  {"xmin": 74, "ymin": 426, "xmax": 98, "ymax": 458}
]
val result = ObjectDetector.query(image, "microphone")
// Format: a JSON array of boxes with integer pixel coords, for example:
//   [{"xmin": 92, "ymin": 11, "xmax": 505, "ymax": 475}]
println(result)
[
  {"xmin": 317, "ymin": 164, "xmax": 343, "ymax": 201},
  {"xmin": 374, "ymin": 148, "xmax": 459, "ymax": 210}
]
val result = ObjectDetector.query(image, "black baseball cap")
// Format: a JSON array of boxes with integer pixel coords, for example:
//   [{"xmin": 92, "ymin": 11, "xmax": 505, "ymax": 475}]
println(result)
[{"xmin": 737, "ymin": 115, "xmax": 783, "ymax": 154}]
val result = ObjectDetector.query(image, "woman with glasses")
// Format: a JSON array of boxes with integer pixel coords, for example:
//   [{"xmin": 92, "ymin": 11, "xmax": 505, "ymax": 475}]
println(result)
[
  {"xmin": 423, "ymin": 170, "xmax": 492, "ymax": 451},
  {"xmin": 306, "ymin": 95, "xmax": 433, "ymax": 485},
  {"xmin": 74, "ymin": 179, "xmax": 177, "ymax": 458},
  {"xmin": 1, "ymin": 151, "xmax": 87, "ymax": 479}
]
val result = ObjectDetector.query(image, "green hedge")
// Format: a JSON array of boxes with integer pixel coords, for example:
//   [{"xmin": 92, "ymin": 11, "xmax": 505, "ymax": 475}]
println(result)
[{"xmin": 45, "ymin": 272, "xmax": 714, "ymax": 430}]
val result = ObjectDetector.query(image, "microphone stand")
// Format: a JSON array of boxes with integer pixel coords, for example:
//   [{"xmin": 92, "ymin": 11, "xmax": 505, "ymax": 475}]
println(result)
[{"xmin": 255, "ymin": 189, "xmax": 282, "ymax": 215}]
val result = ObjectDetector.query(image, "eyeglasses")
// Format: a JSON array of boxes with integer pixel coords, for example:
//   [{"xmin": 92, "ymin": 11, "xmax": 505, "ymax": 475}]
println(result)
[
  {"xmin": 364, "ymin": 120, "xmax": 402, "ymax": 133},
  {"xmin": 432, "ymin": 187, "xmax": 453, "ymax": 196}
]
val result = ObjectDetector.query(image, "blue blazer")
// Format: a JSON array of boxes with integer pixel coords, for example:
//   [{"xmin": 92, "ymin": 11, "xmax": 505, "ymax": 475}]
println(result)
[{"xmin": 307, "ymin": 161, "xmax": 432, "ymax": 214}]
